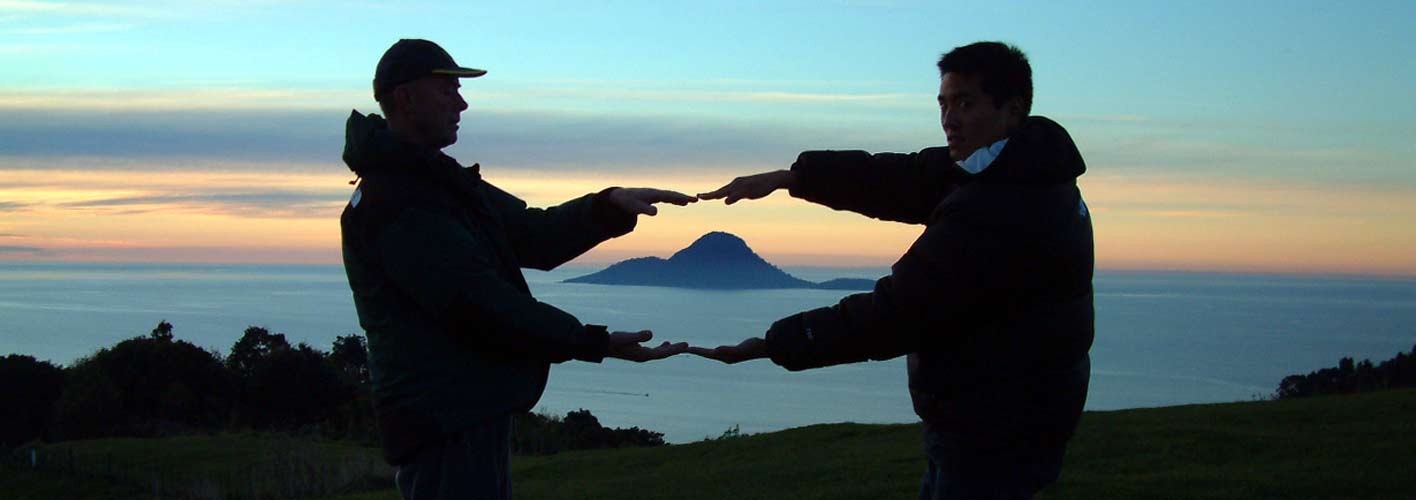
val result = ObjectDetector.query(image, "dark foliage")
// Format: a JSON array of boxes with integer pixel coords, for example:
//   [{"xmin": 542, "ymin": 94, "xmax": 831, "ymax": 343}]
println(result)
[
  {"xmin": 228, "ymin": 327, "xmax": 359, "ymax": 432},
  {"xmin": 512, "ymin": 409, "xmax": 666, "ymax": 455},
  {"xmin": 226, "ymin": 326, "xmax": 290, "ymax": 380},
  {"xmin": 329, "ymin": 334, "xmax": 371, "ymax": 387},
  {"xmin": 52, "ymin": 322, "xmax": 233, "ymax": 440},
  {"xmin": 0, "ymin": 354, "xmax": 66, "ymax": 448},
  {"xmin": 1277, "ymin": 344, "xmax": 1416, "ymax": 399},
  {"xmin": 323, "ymin": 334, "xmax": 379, "ymax": 444},
  {"xmin": 22, "ymin": 321, "xmax": 663, "ymax": 454},
  {"xmin": 150, "ymin": 320, "xmax": 174, "ymax": 341}
]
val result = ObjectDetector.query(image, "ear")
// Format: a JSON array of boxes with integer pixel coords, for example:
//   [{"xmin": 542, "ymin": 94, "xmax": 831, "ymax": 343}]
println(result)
[
  {"xmin": 1005, "ymin": 97, "xmax": 1026, "ymax": 127},
  {"xmin": 392, "ymin": 84, "xmax": 416, "ymax": 110}
]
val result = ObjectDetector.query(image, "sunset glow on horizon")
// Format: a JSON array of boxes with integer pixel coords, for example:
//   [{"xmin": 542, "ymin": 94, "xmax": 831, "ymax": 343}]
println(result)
[{"xmin": 3, "ymin": 1, "xmax": 1414, "ymax": 277}]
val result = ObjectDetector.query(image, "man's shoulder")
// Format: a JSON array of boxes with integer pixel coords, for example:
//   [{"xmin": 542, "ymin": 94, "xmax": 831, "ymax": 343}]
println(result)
[
  {"xmin": 1017, "ymin": 115, "xmax": 1080, "ymax": 157},
  {"xmin": 346, "ymin": 172, "xmax": 444, "ymax": 218},
  {"xmin": 1024, "ymin": 115, "xmax": 1066, "ymax": 130},
  {"xmin": 918, "ymin": 146, "xmax": 952, "ymax": 165},
  {"xmin": 471, "ymin": 175, "xmax": 528, "ymax": 212},
  {"xmin": 980, "ymin": 115, "xmax": 1085, "ymax": 185}
]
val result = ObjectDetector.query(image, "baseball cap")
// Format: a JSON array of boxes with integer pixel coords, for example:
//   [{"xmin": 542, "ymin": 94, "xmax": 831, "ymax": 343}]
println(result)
[{"xmin": 373, "ymin": 39, "xmax": 486, "ymax": 101}]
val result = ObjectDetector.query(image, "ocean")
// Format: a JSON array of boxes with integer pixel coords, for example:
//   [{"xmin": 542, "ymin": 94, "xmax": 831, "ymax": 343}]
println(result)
[{"xmin": 2, "ymin": 262, "xmax": 1414, "ymax": 443}]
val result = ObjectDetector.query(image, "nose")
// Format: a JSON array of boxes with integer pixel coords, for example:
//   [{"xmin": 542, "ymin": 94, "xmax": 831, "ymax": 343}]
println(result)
[
  {"xmin": 941, "ymin": 107, "xmax": 960, "ymax": 132},
  {"xmin": 455, "ymin": 91, "xmax": 468, "ymax": 112}
]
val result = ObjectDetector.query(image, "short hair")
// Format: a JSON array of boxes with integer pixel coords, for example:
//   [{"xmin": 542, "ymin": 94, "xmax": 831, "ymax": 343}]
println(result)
[{"xmin": 937, "ymin": 42, "xmax": 1032, "ymax": 116}]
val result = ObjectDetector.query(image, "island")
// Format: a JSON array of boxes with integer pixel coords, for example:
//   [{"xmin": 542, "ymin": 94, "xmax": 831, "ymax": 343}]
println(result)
[{"xmin": 563, "ymin": 231, "xmax": 878, "ymax": 290}]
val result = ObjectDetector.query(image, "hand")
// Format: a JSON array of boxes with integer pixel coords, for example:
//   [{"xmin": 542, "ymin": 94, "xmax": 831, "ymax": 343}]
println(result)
[
  {"xmin": 687, "ymin": 337, "xmax": 769, "ymax": 364},
  {"xmin": 607, "ymin": 188, "xmax": 697, "ymax": 216},
  {"xmin": 606, "ymin": 330, "xmax": 689, "ymax": 362},
  {"xmin": 697, "ymin": 170, "xmax": 796, "ymax": 205}
]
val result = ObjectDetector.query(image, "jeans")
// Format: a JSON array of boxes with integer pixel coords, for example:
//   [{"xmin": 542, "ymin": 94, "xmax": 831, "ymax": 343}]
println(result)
[
  {"xmin": 395, "ymin": 414, "xmax": 512, "ymax": 500},
  {"xmin": 917, "ymin": 428, "xmax": 1066, "ymax": 500}
]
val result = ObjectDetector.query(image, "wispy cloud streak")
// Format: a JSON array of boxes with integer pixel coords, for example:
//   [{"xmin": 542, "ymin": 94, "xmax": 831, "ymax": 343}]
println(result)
[
  {"xmin": 0, "ymin": 200, "xmax": 34, "ymax": 211},
  {"xmin": 4, "ymin": 22, "xmax": 133, "ymax": 34},
  {"xmin": 0, "ymin": 245, "xmax": 43, "ymax": 253},
  {"xmin": 0, "ymin": 0, "xmax": 158, "ymax": 17},
  {"xmin": 0, "ymin": 106, "xmax": 919, "ymax": 173},
  {"xmin": 58, "ymin": 190, "xmax": 347, "ymax": 219}
]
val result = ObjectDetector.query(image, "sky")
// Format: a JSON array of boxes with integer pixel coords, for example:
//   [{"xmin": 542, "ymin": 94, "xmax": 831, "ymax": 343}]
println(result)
[{"xmin": 1, "ymin": 0, "xmax": 1414, "ymax": 276}]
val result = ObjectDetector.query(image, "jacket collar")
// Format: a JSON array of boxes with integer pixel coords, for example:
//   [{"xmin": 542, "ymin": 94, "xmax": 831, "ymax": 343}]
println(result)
[
  {"xmin": 343, "ymin": 110, "xmax": 483, "ymax": 198},
  {"xmin": 972, "ymin": 116, "xmax": 1087, "ymax": 185}
]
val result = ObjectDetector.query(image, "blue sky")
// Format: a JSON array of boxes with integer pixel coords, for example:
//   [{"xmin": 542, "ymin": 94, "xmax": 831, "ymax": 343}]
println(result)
[
  {"xmin": 2, "ymin": 0, "xmax": 1415, "ymax": 274},
  {"xmin": 7, "ymin": 1, "xmax": 1414, "ymax": 178}
]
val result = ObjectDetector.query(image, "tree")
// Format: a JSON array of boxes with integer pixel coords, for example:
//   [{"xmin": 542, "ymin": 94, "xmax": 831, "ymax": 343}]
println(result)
[
  {"xmin": 226, "ymin": 326, "xmax": 290, "ymax": 379},
  {"xmin": 52, "ymin": 321, "xmax": 232, "ymax": 440},
  {"xmin": 150, "ymin": 320, "xmax": 174, "ymax": 341},
  {"xmin": 0, "ymin": 355, "xmax": 66, "ymax": 448},
  {"xmin": 235, "ymin": 341, "xmax": 357, "ymax": 432},
  {"xmin": 329, "ymin": 334, "xmax": 370, "ymax": 387},
  {"xmin": 556, "ymin": 409, "xmax": 665, "ymax": 451},
  {"xmin": 325, "ymin": 334, "xmax": 377, "ymax": 442},
  {"xmin": 1277, "ymin": 346, "xmax": 1416, "ymax": 399}
]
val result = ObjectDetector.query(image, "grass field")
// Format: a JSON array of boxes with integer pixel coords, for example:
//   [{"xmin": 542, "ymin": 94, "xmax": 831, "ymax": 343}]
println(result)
[{"xmin": 6, "ymin": 389, "xmax": 1416, "ymax": 499}]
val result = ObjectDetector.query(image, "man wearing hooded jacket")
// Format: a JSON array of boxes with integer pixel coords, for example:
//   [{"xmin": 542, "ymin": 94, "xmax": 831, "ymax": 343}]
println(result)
[
  {"xmin": 342, "ymin": 39, "xmax": 693, "ymax": 499},
  {"xmin": 694, "ymin": 42, "xmax": 1094, "ymax": 499}
]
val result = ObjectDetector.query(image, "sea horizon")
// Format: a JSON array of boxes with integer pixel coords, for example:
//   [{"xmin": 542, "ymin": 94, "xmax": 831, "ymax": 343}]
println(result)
[{"xmin": 3, "ymin": 260, "xmax": 1415, "ymax": 443}]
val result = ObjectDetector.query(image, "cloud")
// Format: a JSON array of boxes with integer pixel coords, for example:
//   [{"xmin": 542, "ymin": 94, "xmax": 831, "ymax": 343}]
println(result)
[
  {"xmin": 1128, "ymin": 209, "xmax": 1254, "ymax": 219},
  {"xmin": 479, "ymin": 86, "xmax": 919, "ymax": 106},
  {"xmin": 0, "ymin": 108, "xmax": 344, "ymax": 166},
  {"xmin": 1054, "ymin": 114, "xmax": 1151, "ymax": 124},
  {"xmin": 0, "ymin": 88, "xmax": 366, "ymax": 111},
  {"xmin": 1076, "ymin": 132, "xmax": 1415, "ymax": 188},
  {"xmin": 0, "ymin": 106, "xmax": 930, "ymax": 174},
  {"xmin": 3, "ymin": 89, "xmax": 1408, "ymax": 189},
  {"xmin": 0, "ymin": 41, "xmax": 79, "ymax": 54},
  {"xmin": 58, "ymin": 189, "xmax": 348, "ymax": 219},
  {"xmin": 3, "ymin": 22, "xmax": 134, "ymax": 34},
  {"xmin": 0, "ymin": 0, "xmax": 158, "ymax": 17},
  {"xmin": 0, "ymin": 200, "xmax": 33, "ymax": 211},
  {"xmin": 0, "ymin": 245, "xmax": 43, "ymax": 253}
]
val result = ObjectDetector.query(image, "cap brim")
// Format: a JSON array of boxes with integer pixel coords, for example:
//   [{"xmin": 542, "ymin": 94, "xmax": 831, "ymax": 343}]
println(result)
[{"xmin": 431, "ymin": 67, "xmax": 487, "ymax": 78}]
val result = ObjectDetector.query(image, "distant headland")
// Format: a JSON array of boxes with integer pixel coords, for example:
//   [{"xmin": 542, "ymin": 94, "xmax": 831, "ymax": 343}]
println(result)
[{"xmin": 563, "ymin": 231, "xmax": 877, "ymax": 290}]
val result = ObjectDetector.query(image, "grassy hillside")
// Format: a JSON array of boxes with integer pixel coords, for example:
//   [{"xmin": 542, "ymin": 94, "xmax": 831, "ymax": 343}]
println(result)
[
  {"xmin": 7, "ymin": 389, "xmax": 1416, "ymax": 499},
  {"xmin": 3, "ymin": 433, "xmax": 388, "ymax": 499}
]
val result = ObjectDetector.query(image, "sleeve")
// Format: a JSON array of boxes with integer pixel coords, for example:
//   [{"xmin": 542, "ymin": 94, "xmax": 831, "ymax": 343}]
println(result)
[
  {"xmin": 481, "ymin": 182, "xmax": 637, "ymax": 271},
  {"xmin": 788, "ymin": 147, "xmax": 962, "ymax": 224},
  {"xmin": 375, "ymin": 205, "xmax": 610, "ymax": 363},
  {"xmin": 763, "ymin": 218, "xmax": 1013, "ymax": 371}
]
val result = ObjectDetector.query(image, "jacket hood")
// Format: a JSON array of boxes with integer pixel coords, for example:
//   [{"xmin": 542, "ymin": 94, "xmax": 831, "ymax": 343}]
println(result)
[
  {"xmin": 343, "ymin": 110, "xmax": 408, "ymax": 177},
  {"xmin": 980, "ymin": 116, "xmax": 1086, "ymax": 185},
  {"xmin": 342, "ymin": 109, "xmax": 487, "ymax": 205}
]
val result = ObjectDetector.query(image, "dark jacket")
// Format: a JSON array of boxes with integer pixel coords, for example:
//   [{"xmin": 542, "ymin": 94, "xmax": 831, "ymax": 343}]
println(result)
[
  {"xmin": 765, "ymin": 116, "xmax": 1094, "ymax": 451},
  {"xmin": 339, "ymin": 111, "xmax": 635, "ymax": 464}
]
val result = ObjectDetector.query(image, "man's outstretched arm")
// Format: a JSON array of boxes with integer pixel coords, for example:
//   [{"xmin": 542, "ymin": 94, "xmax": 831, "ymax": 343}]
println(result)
[
  {"xmin": 608, "ymin": 330, "xmax": 690, "ymax": 363},
  {"xmin": 698, "ymin": 148, "xmax": 960, "ymax": 224},
  {"xmin": 486, "ymin": 182, "xmax": 695, "ymax": 271},
  {"xmin": 687, "ymin": 337, "xmax": 769, "ymax": 364},
  {"xmin": 377, "ymin": 205, "xmax": 687, "ymax": 363},
  {"xmin": 690, "ymin": 219, "xmax": 1009, "ymax": 370}
]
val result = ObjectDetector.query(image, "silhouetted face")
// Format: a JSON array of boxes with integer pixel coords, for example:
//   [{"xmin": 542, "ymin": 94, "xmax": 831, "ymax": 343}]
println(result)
[
  {"xmin": 938, "ymin": 72, "xmax": 1022, "ymax": 162},
  {"xmin": 396, "ymin": 75, "xmax": 467, "ymax": 150}
]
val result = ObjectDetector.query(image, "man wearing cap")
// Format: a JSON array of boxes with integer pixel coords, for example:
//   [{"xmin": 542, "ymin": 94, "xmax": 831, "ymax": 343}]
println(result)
[
  {"xmin": 693, "ymin": 41, "xmax": 1093, "ymax": 498},
  {"xmin": 341, "ymin": 39, "xmax": 694, "ymax": 499}
]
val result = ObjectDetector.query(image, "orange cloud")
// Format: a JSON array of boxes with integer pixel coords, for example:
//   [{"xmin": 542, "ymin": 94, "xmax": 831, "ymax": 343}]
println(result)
[{"xmin": 3, "ymin": 166, "xmax": 1414, "ymax": 277}]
